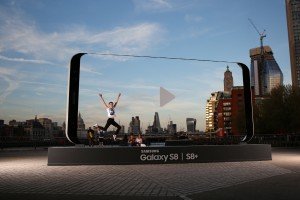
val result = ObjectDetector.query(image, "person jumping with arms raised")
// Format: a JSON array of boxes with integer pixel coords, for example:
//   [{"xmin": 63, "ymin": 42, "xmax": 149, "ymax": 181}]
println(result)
[{"xmin": 99, "ymin": 93, "xmax": 121, "ymax": 142}]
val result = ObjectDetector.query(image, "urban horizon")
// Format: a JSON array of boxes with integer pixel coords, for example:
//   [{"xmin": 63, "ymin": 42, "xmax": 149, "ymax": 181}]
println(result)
[
  {"xmin": 0, "ymin": 1, "xmax": 291, "ymax": 133},
  {"xmin": 1, "ymin": 111, "xmax": 200, "ymax": 133}
]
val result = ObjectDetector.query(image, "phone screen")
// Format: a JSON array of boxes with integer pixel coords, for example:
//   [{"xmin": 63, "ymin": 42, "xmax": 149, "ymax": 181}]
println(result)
[{"xmin": 75, "ymin": 53, "xmax": 244, "ymax": 137}]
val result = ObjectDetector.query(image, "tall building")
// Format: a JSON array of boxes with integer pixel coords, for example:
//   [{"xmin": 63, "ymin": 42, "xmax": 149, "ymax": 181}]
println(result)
[
  {"xmin": 214, "ymin": 87, "xmax": 255, "ymax": 136},
  {"xmin": 250, "ymin": 46, "xmax": 283, "ymax": 96},
  {"xmin": 152, "ymin": 112, "xmax": 161, "ymax": 133},
  {"xmin": 205, "ymin": 92, "xmax": 222, "ymax": 132},
  {"xmin": 186, "ymin": 118, "xmax": 196, "ymax": 133},
  {"xmin": 25, "ymin": 116, "xmax": 45, "ymax": 140},
  {"xmin": 230, "ymin": 87, "xmax": 247, "ymax": 135},
  {"xmin": 224, "ymin": 66, "xmax": 233, "ymax": 94},
  {"xmin": 9, "ymin": 119, "xmax": 26, "ymax": 127},
  {"xmin": 207, "ymin": 66, "xmax": 256, "ymax": 136},
  {"xmin": 215, "ymin": 92, "xmax": 232, "ymax": 136},
  {"xmin": 38, "ymin": 118, "xmax": 53, "ymax": 138},
  {"xmin": 167, "ymin": 121, "xmax": 177, "ymax": 134},
  {"xmin": 145, "ymin": 112, "xmax": 162, "ymax": 133},
  {"xmin": 128, "ymin": 116, "xmax": 140, "ymax": 134},
  {"xmin": 286, "ymin": 0, "xmax": 300, "ymax": 87}
]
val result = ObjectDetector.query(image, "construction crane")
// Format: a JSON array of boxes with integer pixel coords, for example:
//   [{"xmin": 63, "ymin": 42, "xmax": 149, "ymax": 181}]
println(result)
[
  {"xmin": 248, "ymin": 18, "xmax": 266, "ymax": 56},
  {"xmin": 248, "ymin": 18, "xmax": 267, "ymax": 96}
]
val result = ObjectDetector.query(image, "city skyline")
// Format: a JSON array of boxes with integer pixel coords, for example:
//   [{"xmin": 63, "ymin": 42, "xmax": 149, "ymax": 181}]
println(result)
[
  {"xmin": 0, "ymin": 0, "xmax": 290, "ymax": 131},
  {"xmin": 0, "ymin": 111, "xmax": 196, "ymax": 134}
]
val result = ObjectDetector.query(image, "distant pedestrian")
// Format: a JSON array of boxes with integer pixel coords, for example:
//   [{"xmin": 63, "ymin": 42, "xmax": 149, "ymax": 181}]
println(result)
[
  {"xmin": 99, "ymin": 93, "xmax": 121, "ymax": 141},
  {"xmin": 128, "ymin": 133, "xmax": 136, "ymax": 146},
  {"xmin": 97, "ymin": 125, "xmax": 105, "ymax": 147},
  {"xmin": 135, "ymin": 133, "xmax": 143, "ymax": 147},
  {"xmin": 87, "ymin": 127, "xmax": 94, "ymax": 147}
]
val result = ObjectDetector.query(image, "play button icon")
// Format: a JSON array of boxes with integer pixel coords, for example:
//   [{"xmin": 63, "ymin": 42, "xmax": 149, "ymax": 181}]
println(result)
[{"xmin": 160, "ymin": 87, "xmax": 175, "ymax": 107}]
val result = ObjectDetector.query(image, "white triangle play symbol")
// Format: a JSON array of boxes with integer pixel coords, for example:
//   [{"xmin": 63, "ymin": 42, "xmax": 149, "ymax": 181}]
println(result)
[{"xmin": 160, "ymin": 87, "xmax": 175, "ymax": 107}]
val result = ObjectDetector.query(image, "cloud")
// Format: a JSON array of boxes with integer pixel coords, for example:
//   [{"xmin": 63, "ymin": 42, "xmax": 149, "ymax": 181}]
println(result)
[
  {"xmin": 0, "ymin": 11, "xmax": 75, "ymax": 62},
  {"xmin": 133, "ymin": 0, "xmax": 199, "ymax": 13},
  {"xmin": 0, "ymin": 67, "xmax": 17, "ymax": 76},
  {"xmin": 133, "ymin": 0, "xmax": 173, "ymax": 11},
  {"xmin": 0, "ymin": 67, "xmax": 19, "ymax": 104},
  {"xmin": 0, "ymin": 6, "xmax": 165, "ymax": 64},
  {"xmin": 81, "ymin": 63, "xmax": 103, "ymax": 76},
  {"xmin": 0, "ymin": 65, "xmax": 68, "ymax": 104},
  {"xmin": 87, "ymin": 23, "xmax": 164, "ymax": 54},
  {"xmin": 0, "ymin": 55, "xmax": 54, "ymax": 65},
  {"xmin": 18, "ymin": 80, "xmax": 65, "ymax": 88}
]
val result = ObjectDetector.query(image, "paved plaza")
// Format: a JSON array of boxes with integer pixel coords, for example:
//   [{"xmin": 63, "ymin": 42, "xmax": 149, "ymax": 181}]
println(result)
[{"xmin": 0, "ymin": 147, "xmax": 300, "ymax": 200}]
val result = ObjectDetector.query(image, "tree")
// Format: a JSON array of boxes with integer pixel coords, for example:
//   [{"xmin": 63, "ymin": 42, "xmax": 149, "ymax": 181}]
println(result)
[
  {"xmin": 284, "ymin": 85, "xmax": 300, "ymax": 133},
  {"xmin": 255, "ymin": 85, "xmax": 300, "ymax": 134}
]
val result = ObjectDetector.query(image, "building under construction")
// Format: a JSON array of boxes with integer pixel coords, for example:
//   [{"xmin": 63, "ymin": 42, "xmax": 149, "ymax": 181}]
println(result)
[{"xmin": 250, "ymin": 45, "xmax": 283, "ymax": 96}]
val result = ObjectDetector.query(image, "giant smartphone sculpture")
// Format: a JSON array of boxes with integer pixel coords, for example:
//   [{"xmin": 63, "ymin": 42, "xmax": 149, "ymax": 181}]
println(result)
[
  {"xmin": 48, "ymin": 53, "xmax": 272, "ymax": 166},
  {"xmin": 65, "ymin": 53, "xmax": 254, "ymax": 145}
]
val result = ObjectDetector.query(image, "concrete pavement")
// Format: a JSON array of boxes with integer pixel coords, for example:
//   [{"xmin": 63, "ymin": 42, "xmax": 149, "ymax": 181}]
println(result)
[{"xmin": 0, "ymin": 147, "xmax": 299, "ymax": 200}]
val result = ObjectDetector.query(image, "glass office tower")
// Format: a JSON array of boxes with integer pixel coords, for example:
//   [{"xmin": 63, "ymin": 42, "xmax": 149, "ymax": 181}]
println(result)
[
  {"xmin": 250, "ymin": 46, "xmax": 283, "ymax": 96},
  {"xmin": 186, "ymin": 118, "xmax": 196, "ymax": 133}
]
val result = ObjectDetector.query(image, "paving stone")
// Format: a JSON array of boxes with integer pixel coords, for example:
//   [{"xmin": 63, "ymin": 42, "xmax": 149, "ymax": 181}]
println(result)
[{"xmin": 0, "ymin": 150, "xmax": 292, "ymax": 198}]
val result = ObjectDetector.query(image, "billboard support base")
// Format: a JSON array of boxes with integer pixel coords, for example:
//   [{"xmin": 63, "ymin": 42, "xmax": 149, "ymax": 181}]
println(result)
[{"xmin": 48, "ymin": 144, "xmax": 271, "ymax": 166}]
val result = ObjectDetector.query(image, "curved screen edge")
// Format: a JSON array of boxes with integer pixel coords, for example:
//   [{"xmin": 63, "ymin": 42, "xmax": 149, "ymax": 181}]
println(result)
[
  {"xmin": 237, "ymin": 62, "xmax": 254, "ymax": 143},
  {"xmin": 66, "ymin": 53, "xmax": 87, "ymax": 144}
]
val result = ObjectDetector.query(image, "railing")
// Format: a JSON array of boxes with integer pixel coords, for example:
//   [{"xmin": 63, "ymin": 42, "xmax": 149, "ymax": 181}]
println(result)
[
  {"xmin": 1, "ymin": 134, "xmax": 300, "ymax": 150},
  {"xmin": 248, "ymin": 134, "xmax": 300, "ymax": 147},
  {"xmin": 0, "ymin": 136, "xmax": 72, "ymax": 150}
]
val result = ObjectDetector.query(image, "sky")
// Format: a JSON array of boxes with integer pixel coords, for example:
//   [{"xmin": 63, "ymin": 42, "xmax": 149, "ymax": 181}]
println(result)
[{"xmin": 0, "ymin": 0, "xmax": 290, "ymax": 132}]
